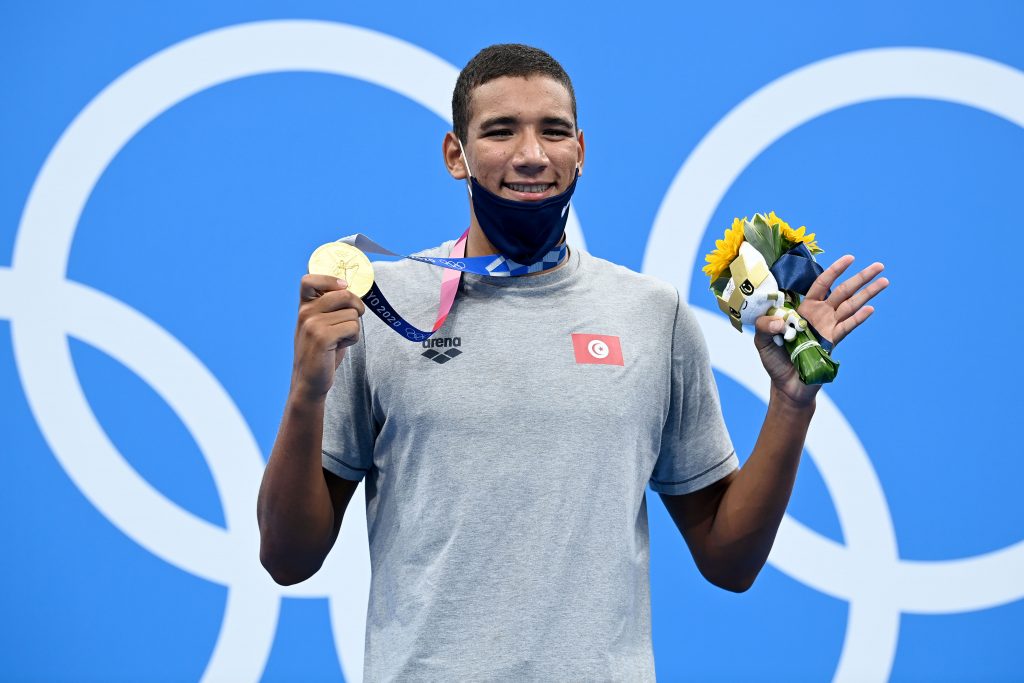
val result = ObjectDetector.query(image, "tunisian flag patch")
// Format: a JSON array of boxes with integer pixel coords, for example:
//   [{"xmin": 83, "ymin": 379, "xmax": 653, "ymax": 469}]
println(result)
[{"xmin": 571, "ymin": 333, "xmax": 624, "ymax": 366}]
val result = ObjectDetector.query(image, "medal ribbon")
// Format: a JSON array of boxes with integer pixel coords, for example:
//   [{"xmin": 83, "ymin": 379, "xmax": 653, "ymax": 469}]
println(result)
[
  {"xmin": 339, "ymin": 232, "xmax": 568, "ymax": 277},
  {"xmin": 350, "ymin": 230, "xmax": 567, "ymax": 342}
]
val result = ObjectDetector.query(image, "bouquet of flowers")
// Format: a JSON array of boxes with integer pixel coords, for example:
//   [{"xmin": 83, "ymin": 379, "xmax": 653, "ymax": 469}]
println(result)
[{"xmin": 704, "ymin": 212, "xmax": 839, "ymax": 385}]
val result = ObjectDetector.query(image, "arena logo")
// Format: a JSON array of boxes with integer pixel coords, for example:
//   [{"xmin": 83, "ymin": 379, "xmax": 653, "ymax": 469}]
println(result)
[
  {"xmin": 422, "ymin": 336, "xmax": 462, "ymax": 348},
  {"xmin": 1, "ymin": 19, "xmax": 1022, "ymax": 683},
  {"xmin": 421, "ymin": 336, "xmax": 463, "ymax": 364}
]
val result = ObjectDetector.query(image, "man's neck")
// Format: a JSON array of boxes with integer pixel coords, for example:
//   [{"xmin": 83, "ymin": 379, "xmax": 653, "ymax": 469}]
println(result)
[{"xmin": 464, "ymin": 223, "xmax": 496, "ymax": 259}]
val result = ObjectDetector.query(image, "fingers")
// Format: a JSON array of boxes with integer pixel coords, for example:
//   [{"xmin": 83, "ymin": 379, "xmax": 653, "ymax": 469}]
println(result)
[
  {"xmin": 835, "ymin": 275, "xmax": 889, "ymax": 322},
  {"xmin": 327, "ymin": 313, "xmax": 364, "ymax": 350},
  {"xmin": 314, "ymin": 288, "xmax": 366, "ymax": 317},
  {"xmin": 318, "ymin": 307, "xmax": 362, "ymax": 328},
  {"xmin": 300, "ymin": 274, "xmax": 349, "ymax": 302},
  {"xmin": 827, "ymin": 261, "xmax": 886, "ymax": 310},
  {"xmin": 832, "ymin": 305, "xmax": 875, "ymax": 345},
  {"xmin": 296, "ymin": 307, "xmax": 362, "ymax": 354},
  {"xmin": 300, "ymin": 268, "xmax": 368, "ymax": 318},
  {"xmin": 805, "ymin": 254, "xmax": 855, "ymax": 301},
  {"xmin": 295, "ymin": 275, "xmax": 366, "ymax": 348},
  {"xmin": 291, "ymin": 274, "xmax": 366, "ymax": 399}
]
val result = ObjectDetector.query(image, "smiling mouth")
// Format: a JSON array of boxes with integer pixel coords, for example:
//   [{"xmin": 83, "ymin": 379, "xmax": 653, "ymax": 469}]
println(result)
[{"xmin": 504, "ymin": 182, "xmax": 554, "ymax": 194}]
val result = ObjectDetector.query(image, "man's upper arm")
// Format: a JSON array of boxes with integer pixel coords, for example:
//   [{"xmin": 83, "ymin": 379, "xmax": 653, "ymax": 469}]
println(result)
[
  {"xmin": 650, "ymin": 293, "xmax": 737, "ymax": 494},
  {"xmin": 324, "ymin": 469, "xmax": 360, "ymax": 548},
  {"xmin": 658, "ymin": 470, "xmax": 736, "ymax": 575}
]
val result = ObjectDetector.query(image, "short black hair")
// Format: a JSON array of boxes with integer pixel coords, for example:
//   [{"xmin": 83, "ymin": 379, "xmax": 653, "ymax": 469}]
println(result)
[{"xmin": 452, "ymin": 43, "xmax": 577, "ymax": 143}]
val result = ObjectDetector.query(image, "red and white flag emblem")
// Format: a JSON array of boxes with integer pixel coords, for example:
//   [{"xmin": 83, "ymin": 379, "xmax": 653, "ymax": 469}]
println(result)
[{"xmin": 571, "ymin": 333, "xmax": 624, "ymax": 366}]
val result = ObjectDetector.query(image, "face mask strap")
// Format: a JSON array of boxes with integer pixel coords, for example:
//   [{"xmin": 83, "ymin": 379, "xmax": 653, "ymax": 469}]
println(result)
[{"xmin": 457, "ymin": 138, "xmax": 474, "ymax": 198}]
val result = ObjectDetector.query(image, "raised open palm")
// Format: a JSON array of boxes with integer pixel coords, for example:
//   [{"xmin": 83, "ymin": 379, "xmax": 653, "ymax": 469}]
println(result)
[{"xmin": 755, "ymin": 255, "xmax": 889, "ymax": 404}]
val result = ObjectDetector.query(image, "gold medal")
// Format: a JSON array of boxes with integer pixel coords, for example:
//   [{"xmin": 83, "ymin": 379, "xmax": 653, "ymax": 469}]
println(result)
[{"xmin": 307, "ymin": 242, "xmax": 375, "ymax": 298}]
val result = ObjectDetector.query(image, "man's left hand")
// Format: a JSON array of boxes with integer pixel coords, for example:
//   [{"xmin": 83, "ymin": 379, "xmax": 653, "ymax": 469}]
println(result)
[{"xmin": 754, "ymin": 255, "xmax": 889, "ymax": 406}]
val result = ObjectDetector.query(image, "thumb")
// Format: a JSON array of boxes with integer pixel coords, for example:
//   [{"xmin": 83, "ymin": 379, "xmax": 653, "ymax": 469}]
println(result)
[
  {"xmin": 753, "ymin": 315, "xmax": 785, "ymax": 352},
  {"xmin": 754, "ymin": 315, "xmax": 785, "ymax": 337}
]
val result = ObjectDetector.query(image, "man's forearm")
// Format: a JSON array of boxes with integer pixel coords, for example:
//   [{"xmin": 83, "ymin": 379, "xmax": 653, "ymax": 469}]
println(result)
[
  {"xmin": 706, "ymin": 387, "xmax": 815, "ymax": 590},
  {"xmin": 257, "ymin": 391, "xmax": 336, "ymax": 584}
]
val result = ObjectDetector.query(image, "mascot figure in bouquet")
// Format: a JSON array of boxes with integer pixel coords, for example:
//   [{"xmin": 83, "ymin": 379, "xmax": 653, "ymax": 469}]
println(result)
[{"xmin": 705, "ymin": 212, "xmax": 839, "ymax": 385}]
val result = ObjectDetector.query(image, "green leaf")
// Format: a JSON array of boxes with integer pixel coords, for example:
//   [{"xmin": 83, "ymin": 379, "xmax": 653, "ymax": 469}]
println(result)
[
  {"xmin": 758, "ymin": 213, "xmax": 787, "ymax": 261},
  {"xmin": 785, "ymin": 329, "xmax": 840, "ymax": 385},
  {"xmin": 743, "ymin": 215, "xmax": 779, "ymax": 266},
  {"xmin": 771, "ymin": 223, "xmax": 784, "ymax": 255}
]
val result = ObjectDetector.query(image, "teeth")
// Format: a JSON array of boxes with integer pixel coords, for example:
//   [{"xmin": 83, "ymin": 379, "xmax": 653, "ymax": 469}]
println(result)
[{"xmin": 508, "ymin": 183, "xmax": 550, "ymax": 193}]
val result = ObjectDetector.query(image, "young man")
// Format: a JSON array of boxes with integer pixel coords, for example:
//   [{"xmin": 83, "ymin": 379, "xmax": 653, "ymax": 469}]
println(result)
[{"xmin": 257, "ymin": 44, "xmax": 887, "ymax": 680}]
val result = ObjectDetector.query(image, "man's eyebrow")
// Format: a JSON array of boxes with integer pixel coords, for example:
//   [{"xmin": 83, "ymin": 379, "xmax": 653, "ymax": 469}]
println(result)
[
  {"xmin": 478, "ymin": 115, "xmax": 575, "ymax": 130},
  {"xmin": 541, "ymin": 116, "xmax": 574, "ymax": 129},
  {"xmin": 479, "ymin": 115, "xmax": 518, "ymax": 129}
]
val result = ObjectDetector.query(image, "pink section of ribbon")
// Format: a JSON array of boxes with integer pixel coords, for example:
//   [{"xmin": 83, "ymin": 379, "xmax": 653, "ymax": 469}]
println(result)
[{"xmin": 430, "ymin": 229, "xmax": 468, "ymax": 332}]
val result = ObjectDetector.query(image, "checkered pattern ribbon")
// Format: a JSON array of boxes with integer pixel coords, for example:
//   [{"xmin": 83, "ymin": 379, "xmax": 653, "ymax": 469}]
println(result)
[{"xmin": 483, "ymin": 245, "xmax": 568, "ymax": 276}]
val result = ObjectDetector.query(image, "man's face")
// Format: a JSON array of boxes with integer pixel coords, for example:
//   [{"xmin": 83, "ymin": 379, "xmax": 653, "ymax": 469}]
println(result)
[{"xmin": 455, "ymin": 75, "xmax": 584, "ymax": 202}]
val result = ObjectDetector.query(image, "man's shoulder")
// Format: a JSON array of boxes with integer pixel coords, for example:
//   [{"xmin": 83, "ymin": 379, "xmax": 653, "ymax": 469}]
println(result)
[{"xmin": 578, "ymin": 249, "xmax": 679, "ymax": 306}]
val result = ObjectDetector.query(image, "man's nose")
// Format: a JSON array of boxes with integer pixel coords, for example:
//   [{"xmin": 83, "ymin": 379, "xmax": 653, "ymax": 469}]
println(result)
[{"xmin": 513, "ymin": 130, "xmax": 548, "ymax": 169}]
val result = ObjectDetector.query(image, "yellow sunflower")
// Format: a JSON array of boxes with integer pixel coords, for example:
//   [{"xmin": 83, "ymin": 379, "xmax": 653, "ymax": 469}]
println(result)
[
  {"xmin": 703, "ymin": 217, "xmax": 745, "ymax": 281},
  {"xmin": 766, "ymin": 211, "xmax": 821, "ymax": 254}
]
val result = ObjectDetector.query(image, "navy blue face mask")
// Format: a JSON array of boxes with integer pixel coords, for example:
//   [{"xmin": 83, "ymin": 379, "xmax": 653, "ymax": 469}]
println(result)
[{"xmin": 460, "ymin": 141, "xmax": 579, "ymax": 265}]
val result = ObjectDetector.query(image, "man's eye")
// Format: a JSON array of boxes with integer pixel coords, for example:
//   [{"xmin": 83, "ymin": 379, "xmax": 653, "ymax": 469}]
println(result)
[
  {"xmin": 484, "ymin": 129, "xmax": 513, "ymax": 137},
  {"xmin": 544, "ymin": 129, "xmax": 572, "ymax": 137}
]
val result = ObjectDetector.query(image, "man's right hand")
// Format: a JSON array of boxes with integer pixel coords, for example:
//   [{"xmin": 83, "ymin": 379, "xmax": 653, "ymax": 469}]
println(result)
[{"xmin": 292, "ymin": 274, "xmax": 366, "ymax": 401}]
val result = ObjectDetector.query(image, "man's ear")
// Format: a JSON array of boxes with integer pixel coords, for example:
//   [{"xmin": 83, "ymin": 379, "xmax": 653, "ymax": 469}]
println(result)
[
  {"xmin": 443, "ymin": 131, "xmax": 468, "ymax": 180},
  {"xmin": 576, "ymin": 129, "xmax": 586, "ymax": 176}
]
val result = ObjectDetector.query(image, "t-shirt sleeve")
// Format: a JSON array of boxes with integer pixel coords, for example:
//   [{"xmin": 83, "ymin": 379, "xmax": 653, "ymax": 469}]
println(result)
[
  {"xmin": 321, "ymin": 322, "xmax": 377, "ymax": 481},
  {"xmin": 649, "ymin": 292, "xmax": 738, "ymax": 495}
]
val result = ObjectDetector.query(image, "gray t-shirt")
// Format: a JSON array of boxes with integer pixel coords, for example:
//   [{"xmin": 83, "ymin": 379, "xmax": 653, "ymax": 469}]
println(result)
[{"xmin": 322, "ymin": 241, "xmax": 736, "ymax": 681}]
